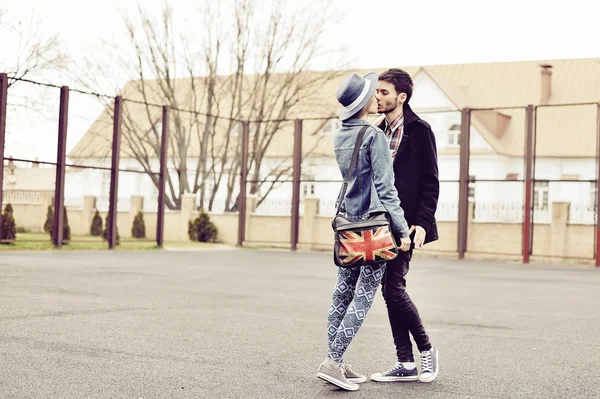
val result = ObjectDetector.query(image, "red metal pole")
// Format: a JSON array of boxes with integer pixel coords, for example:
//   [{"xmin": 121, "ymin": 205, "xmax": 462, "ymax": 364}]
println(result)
[
  {"xmin": 237, "ymin": 121, "xmax": 249, "ymax": 247},
  {"xmin": 291, "ymin": 119, "xmax": 303, "ymax": 251},
  {"xmin": 107, "ymin": 96, "xmax": 122, "ymax": 249},
  {"xmin": 457, "ymin": 108, "xmax": 471, "ymax": 259},
  {"xmin": 522, "ymin": 105, "xmax": 535, "ymax": 263},
  {"xmin": 595, "ymin": 103, "xmax": 600, "ymax": 267},
  {"xmin": 0, "ymin": 74, "xmax": 7, "ymax": 212},
  {"xmin": 53, "ymin": 86, "xmax": 69, "ymax": 248},
  {"xmin": 156, "ymin": 106, "xmax": 169, "ymax": 247}
]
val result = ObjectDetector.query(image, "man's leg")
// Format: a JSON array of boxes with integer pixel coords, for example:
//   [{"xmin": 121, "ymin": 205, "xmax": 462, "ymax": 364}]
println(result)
[
  {"xmin": 383, "ymin": 250, "xmax": 431, "ymax": 360},
  {"xmin": 387, "ymin": 251, "xmax": 438, "ymax": 383},
  {"xmin": 372, "ymin": 250, "xmax": 435, "ymax": 382}
]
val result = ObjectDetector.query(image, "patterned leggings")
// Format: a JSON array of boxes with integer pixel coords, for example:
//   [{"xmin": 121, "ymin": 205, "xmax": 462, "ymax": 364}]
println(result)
[{"xmin": 327, "ymin": 263, "xmax": 386, "ymax": 362}]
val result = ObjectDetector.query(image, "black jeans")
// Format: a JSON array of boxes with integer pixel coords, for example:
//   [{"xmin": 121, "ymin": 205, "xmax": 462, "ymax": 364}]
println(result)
[{"xmin": 381, "ymin": 249, "xmax": 431, "ymax": 362}]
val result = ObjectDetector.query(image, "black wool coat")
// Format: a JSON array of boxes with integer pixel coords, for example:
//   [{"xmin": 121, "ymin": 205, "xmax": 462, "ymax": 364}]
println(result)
[{"xmin": 377, "ymin": 104, "xmax": 440, "ymax": 244}]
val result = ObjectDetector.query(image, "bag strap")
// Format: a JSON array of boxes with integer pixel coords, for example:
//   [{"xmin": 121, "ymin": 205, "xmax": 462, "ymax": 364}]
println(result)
[{"xmin": 336, "ymin": 126, "xmax": 369, "ymax": 215}]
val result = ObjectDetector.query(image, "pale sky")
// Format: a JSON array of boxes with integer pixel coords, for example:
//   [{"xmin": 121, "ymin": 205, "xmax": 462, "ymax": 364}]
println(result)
[
  {"xmin": 5, "ymin": 0, "xmax": 600, "ymax": 68},
  {"xmin": 2, "ymin": 0, "xmax": 599, "ymax": 162}
]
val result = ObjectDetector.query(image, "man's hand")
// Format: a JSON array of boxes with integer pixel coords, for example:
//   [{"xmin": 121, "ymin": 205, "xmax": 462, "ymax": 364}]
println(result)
[
  {"xmin": 399, "ymin": 235, "xmax": 411, "ymax": 252},
  {"xmin": 410, "ymin": 225, "xmax": 426, "ymax": 249}
]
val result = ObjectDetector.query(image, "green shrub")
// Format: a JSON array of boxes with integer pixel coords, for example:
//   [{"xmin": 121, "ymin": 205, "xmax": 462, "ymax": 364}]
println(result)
[
  {"xmin": 102, "ymin": 214, "xmax": 120, "ymax": 245},
  {"xmin": 43, "ymin": 205, "xmax": 53, "ymax": 234},
  {"xmin": 0, "ymin": 203, "xmax": 17, "ymax": 244},
  {"xmin": 50, "ymin": 206, "xmax": 70, "ymax": 243},
  {"xmin": 90, "ymin": 210, "xmax": 103, "ymax": 236},
  {"xmin": 188, "ymin": 210, "xmax": 218, "ymax": 242},
  {"xmin": 63, "ymin": 207, "xmax": 71, "ymax": 242},
  {"xmin": 131, "ymin": 211, "xmax": 146, "ymax": 239}
]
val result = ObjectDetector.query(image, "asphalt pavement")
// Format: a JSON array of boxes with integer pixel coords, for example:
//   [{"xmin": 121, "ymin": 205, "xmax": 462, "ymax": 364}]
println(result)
[{"xmin": 1, "ymin": 249, "xmax": 599, "ymax": 398}]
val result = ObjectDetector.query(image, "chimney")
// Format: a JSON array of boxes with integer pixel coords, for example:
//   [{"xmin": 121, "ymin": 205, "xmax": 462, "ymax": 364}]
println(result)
[{"xmin": 540, "ymin": 64, "xmax": 552, "ymax": 105}]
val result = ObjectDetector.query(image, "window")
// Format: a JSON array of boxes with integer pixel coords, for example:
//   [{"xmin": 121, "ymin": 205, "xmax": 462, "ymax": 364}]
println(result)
[
  {"xmin": 320, "ymin": 118, "xmax": 341, "ymax": 135},
  {"xmin": 302, "ymin": 182, "xmax": 315, "ymax": 198},
  {"xmin": 447, "ymin": 124, "xmax": 460, "ymax": 147},
  {"xmin": 468, "ymin": 175, "xmax": 475, "ymax": 200},
  {"xmin": 589, "ymin": 181, "xmax": 598, "ymax": 212},
  {"xmin": 533, "ymin": 181, "xmax": 549, "ymax": 210}
]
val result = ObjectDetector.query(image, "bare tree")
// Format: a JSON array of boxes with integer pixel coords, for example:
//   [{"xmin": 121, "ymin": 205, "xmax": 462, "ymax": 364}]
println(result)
[
  {"xmin": 72, "ymin": 0, "xmax": 343, "ymax": 211},
  {"xmin": 239, "ymin": 1, "xmax": 342, "ymax": 209},
  {"xmin": 70, "ymin": 3, "xmax": 201, "ymax": 210},
  {"xmin": 0, "ymin": 7, "xmax": 68, "ymax": 162},
  {"xmin": 0, "ymin": 8, "xmax": 67, "ymax": 86}
]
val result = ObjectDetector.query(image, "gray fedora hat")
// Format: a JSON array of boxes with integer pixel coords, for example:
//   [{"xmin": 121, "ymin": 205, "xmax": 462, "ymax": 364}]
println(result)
[{"xmin": 336, "ymin": 72, "xmax": 378, "ymax": 121}]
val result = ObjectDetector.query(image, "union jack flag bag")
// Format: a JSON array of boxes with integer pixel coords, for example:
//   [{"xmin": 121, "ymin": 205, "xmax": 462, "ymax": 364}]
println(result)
[{"xmin": 332, "ymin": 127, "xmax": 399, "ymax": 268}]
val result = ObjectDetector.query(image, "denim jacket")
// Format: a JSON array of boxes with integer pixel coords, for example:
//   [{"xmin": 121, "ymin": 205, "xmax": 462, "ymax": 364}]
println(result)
[{"xmin": 333, "ymin": 118, "xmax": 410, "ymax": 238}]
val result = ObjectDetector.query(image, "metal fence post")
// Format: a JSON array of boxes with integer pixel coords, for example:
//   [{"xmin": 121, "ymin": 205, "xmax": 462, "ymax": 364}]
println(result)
[
  {"xmin": 596, "ymin": 103, "xmax": 600, "ymax": 267},
  {"xmin": 0, "ymin": 74, "xmax": 7, "ymax": 213},
  {"xmin": 291, "ymin": 119, "xmax": 303, "ymax": 251},
  {"xmin": 108, "ymin": 96, "xmax": 123, "ymax": 249},
  {"xmin": 522, "ymin": 105, "xmax": 535, "ymax": 263},
  {"xmin": 457, "ymin": 108, "xmax": 471, "ymax": 259},
  {"xmin": 156, "ymin": 106, "xmax": 169, "ymax": 247},
  {"xmin": 237, "ymin": 121, "xmax": 250, "ymax": 247},
  {"xmin": 52, "ymin": 86, "xmax": 69, "ymax": 248}
]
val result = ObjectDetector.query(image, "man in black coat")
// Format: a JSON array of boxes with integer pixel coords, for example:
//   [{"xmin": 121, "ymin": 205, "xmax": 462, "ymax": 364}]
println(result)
[{"xmin": 370, "ymin": 68, "xmax": 440, "ymax": 383}]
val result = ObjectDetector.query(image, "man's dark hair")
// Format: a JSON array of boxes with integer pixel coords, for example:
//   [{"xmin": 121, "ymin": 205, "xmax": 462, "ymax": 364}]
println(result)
[{"xmin": 379, "ymin": 68, "xmax": 413, "ymax": 103}]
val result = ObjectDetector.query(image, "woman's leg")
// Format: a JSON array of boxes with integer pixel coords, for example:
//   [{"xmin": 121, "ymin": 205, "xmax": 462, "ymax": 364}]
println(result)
[
  {"xmin": 328, "ymin": 263, "xmax": 386, "ymax": 362},
  {"xmin": 327, "ymin": 266, "xmax": 360, "ymax": 355}
]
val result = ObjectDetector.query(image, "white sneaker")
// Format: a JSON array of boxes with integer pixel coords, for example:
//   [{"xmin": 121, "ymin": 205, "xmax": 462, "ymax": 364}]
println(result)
[
  {"xmin": 342, "ymin": 364, "xmax": 367, "ymax": 384},
  {"xmin": 419, "ymin": 346, "xmax": 439, "ymax": 383},
  {"xmin": 317, "ymin": 358, "xmax": 359, "ymax": 391}
]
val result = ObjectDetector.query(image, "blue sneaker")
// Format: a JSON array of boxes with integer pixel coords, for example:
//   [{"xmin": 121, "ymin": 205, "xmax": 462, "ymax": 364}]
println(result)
[{"xmin": 370, "ymin": 363, "xmax": 418, "ymax": 382}]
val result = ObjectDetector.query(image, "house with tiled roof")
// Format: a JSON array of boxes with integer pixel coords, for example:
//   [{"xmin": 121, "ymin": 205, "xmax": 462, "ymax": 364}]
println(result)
[{"xmin": 66, "ymin": 58, "xmax": 600, "ymax": 222}]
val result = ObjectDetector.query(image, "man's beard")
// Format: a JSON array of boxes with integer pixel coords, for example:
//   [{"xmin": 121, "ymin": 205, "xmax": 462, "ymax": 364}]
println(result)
[{"xmin": 379, "ymin": 99, "xmax": 398, "ymax": 114}]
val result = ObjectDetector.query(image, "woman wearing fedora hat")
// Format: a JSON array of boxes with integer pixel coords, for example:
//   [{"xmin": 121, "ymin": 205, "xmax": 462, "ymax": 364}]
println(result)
[{"xmin": 316, "ymin": 72, "xmax": 412, "ymax": 391}]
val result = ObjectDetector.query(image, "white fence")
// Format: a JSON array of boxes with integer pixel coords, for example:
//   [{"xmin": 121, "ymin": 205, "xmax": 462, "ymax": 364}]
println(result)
[
  {"xmin": 5, "ymin": 189, "xmax": 597, "ymax": 225},
  {"xmin": 254, "ymin": 199, "xmax": 305, "ymax": 216},
  {"xmin": 196, "ymin": 196, "xmax": 230, "ymax": 214},
  {"xmin": 319, "ymin": 200, "xmax": 460, "ymax": 220},
  {"xmin": 569, "ymin": 203, "xmax": 598, "ymax": 225},
  {"xmin": 1, "ymin": 190, "xmax": 43, "ymax": 204},
  {"xmin": 318, "ymin": 199, "xmax": 594, "ymax": 225},
  {"xmin": 435, "ymin": 202, "xmax": 458, "ymax": 221},
  {"xmin": 319, "ymin": 201, "xmax": 460, "ymax": 221},
  {"xmin": 95, "ymin": 196, "xmax": 131, "ymax": 212},
  {"xmin": 473, "ymin": 201, "xmax": 551, "ymax": 224},
  {"xmin": 318, "ymin": 199, "xmax": 338, "ymax": 217},
  {"xmin": 143, "ymin": 196, "xmax": 159, "ymax": 213},
  {"xmin": 319, "ymin": 200, "xmax": 567, "ymax": 225}
]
